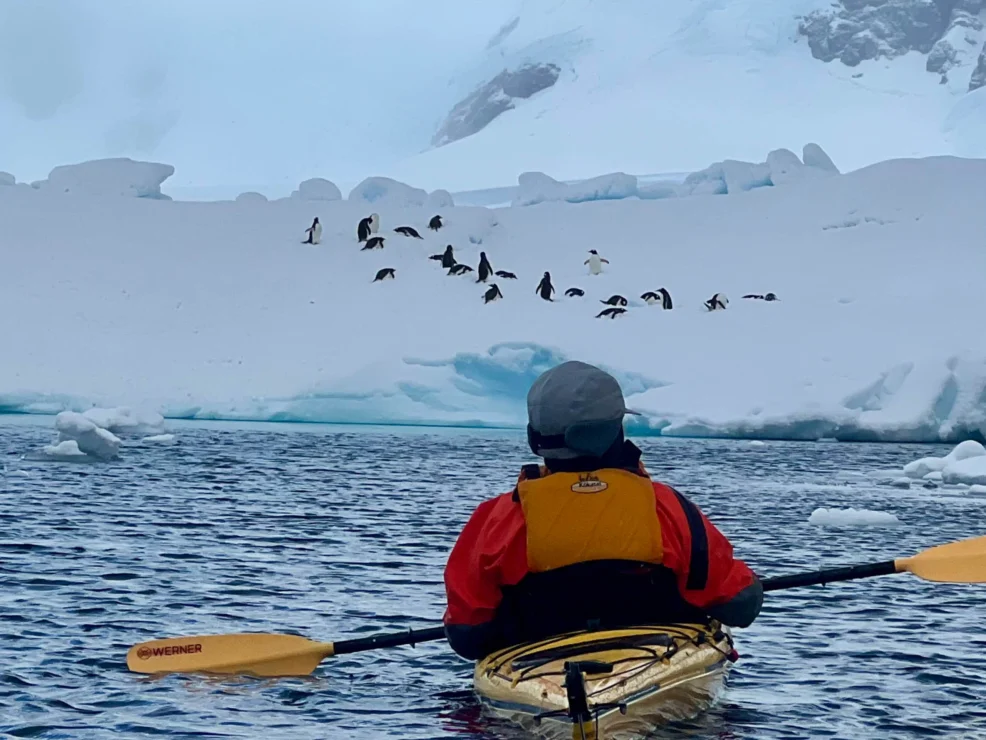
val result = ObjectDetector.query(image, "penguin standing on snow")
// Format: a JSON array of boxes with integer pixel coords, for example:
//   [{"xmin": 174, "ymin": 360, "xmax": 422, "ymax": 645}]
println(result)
[
  {"xmin": 641, "ymin": 288, "xmax": 673, "ymax": 309},
  {"xmin": 357, "ymin": 215, "xmax": 373, "ymax": 242},
  {"xmin": 584, "ymin": 249, "xmax": 610, "ymax": 275},
  {"xmin": 476, "ymin": 252, "xmax": 493, "ymax": 283},
  {"xmin": 373, "ymin": 268, "xmax": 396, "ymax": 282},
  {"xmin": 440, "ymin": 245, "xmax": 456, "ymax": 269},
  {"xmin": 657, "ymin": 287, "xmax": 673, "ymax": 309},
  {"xmin": 704, "ymin": 293, "xmax": 729, "ymax": 311},
  {"xmin": 429, "ymin": 215, "xmax": 443, "ymax": 231},
  {"xmin": 483, "ymin": 283, "xmax": 503, "ymax": 304},
  {"xmin": 536, "ymin": 272, "xmax": 555, "ymax": 301},
  {"xmin": 302, "ymin": 217, "xmax": 322, "ymax": 245}
]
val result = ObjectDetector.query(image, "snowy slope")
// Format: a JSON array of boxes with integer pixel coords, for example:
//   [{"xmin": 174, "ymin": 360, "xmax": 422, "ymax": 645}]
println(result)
[
  {"xmin": 2, "ymin": 155, "xmax": 985, "ymax": 442},
  {"xmin": 388, "ymin": 0, "xmax": 986, "ymax": 192}
]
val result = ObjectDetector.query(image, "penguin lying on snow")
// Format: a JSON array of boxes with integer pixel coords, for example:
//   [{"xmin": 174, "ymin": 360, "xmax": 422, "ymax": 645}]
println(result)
[
  {"xmin": 596, "ymin": 307, "xmax": 627, "ymax": 319},
  {"xmin": 373, "ymin": 268, "xmax": 396, "ymax": 282},
  {"xmin": 600, "ymin": 294, "xmax": 628, "ymax": 307},
  {"xmin": 395, "ymin": 226, "xmax": 423, "ymax": 239},
  {"xmin": 357, "ymin": 213, "xmax": 380, "ymax": 242},
  {"xmin": 536, "ymin": 272, "xmax": 555, "ymax": 301},
  {"xmin": 642, "ymin": 288, "xmax": 673, "ymax": 309},
  {"xmin": 495, "ymin": 270, "xmax": 517, "ymax": 279},
  {"xmin": 361, "ymin": 236, "xmax": 385, "ymax": 250},
  {"xmin": 585, "ymin": 249, "xmax": 610, "ymax": 275},
  {"xmin": 743, "ymin": 292, "xmax": 778, "ymax": 301},
  {"xmin": 483, "ymin": 283, "xmax": 503, "ymax": 304},
  {"xmin": 429, "ymin": 215, "xmax": 443, "ymax": 231},
  {"xmin": 448, "ymin": 263, "xmax": 473, "ymax": 276},
  {"xmin": 704, "ymin": 293, "xmax": 729, "ymax": 311},
  {"xmin": 302, "ymin": 217, "xmax": 321, "ymax": 245},
  {"xmin": 565, "ymin": 287, "xmax": 584, "ymax": 298},
  {"xmin": 476, "ymin": 252, "xmax": 493, "ymax": 283}
]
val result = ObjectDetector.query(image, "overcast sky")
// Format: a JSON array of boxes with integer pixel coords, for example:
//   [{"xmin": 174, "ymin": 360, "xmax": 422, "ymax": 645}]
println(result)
[{"xmin": 0, "ymin": 0, "xmax": 514, "ymax": 194}]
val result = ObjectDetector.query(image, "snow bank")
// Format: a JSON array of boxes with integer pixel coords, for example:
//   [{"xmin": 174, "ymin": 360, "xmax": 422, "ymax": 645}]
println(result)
[
  {"xmin": 1, "ymin": 155, "xmax": 985, "ymax": 441},
  {"xmin": 803, "ymin": 143, "xmax": 840, "ymax": 174},
  {"xmin": 512, "ymin": 171, "xmax": 638, "ymax": 206},
  {"xmin": 902, "ymin": 441, "xmax": 986, "ymax": 483},
  {"xmin": 53, "ymin": 412, "xmax": 121, "ymax": 459},
  {"xmin": 808, "ymin": 508, "xmax": 902, "ymax": 527},
  {"xmin": 348, "ymin": 177, "xmax": 428, "ymax": 208},
  {"xmin": 426, "ymin": 189, "xmax": 455, "ymax": 209},
  {"xmin": 291, "ymin": 178, "xmax": 342, "ymax": 202},
  {"xmin": 33, "ymin": 158, "xmax": 174, "ymax": 199},
  {"xmin": 0, "ymin": 172, "xmax": 15, "ymax": 187},
  {"xmin": 236, "ymin": 191, "xmax": 268, "ymax": 203}
]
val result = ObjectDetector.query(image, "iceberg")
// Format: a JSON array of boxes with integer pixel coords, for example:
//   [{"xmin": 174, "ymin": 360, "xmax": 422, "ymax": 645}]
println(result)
[{"xmin": 0, "ymin": 154, "xmax": 984, "ymax": 442}]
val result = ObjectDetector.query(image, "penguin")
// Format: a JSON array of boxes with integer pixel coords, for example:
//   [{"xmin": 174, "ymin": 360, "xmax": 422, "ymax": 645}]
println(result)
[
  {"xmin": 428, "ymin": 253, "xmax": 444, "ymax": 261},
  {"xmin": 600, "ymin": 294, "xmax": 628, "ymax": 307},
  {"xmin": 565, "ymin": 287, "xmax": 585, "ymax": 298},
  {"xmin": 429, "ymin": 215, "xmax": 443, "ymax": 231},
  {"xmin": 584, "ymin": 249, "xmax": 610, "ymax": 275},
  {"xmin": 596, "ymin": 307, "xmax": 627, "ymax": 319},
  {"xmin": 657, "ymin": 288, "xmax": 672, "ymax": 310},
  {"xmin": 641, "ymin": 291, "xmax": 661, "ymax": 305},
  {"xmin": 440, "ymin": 245, "xmax": 455, "ymax": 269},
  {"xmin": 448, "ymin": 263, "xmax": 474, "ymax": 276},
  {"xmin": 395, "ymin": 226, "xmax": 423, "ymax": 239},
  {"xmin": 495, "ymin": 270, "xmax": 517, "ymax": 279},
  {"xmin": 357, "ymin": 215, "xmax": 373, "ymax": 242},
  {"xmin": 743, "ymin": 292, "xmax": 779, "ymax": 302},
  {"xmin": 536, "ymin": 272, "xmax": 555, "ymax": 301},
  {"xmin": 476, "ymin": 252, "xmax": 493, "ymax": 283},
  {"xmin": 764, "ymin": 292, "xmax": 778, "ymax": 301},
  {"xmin": 704, "ymin": 293, "xmax": 729, "ymax": 311},
  {"xmin": 373, "ymin": 268, "xmax": 396, "ymax": 282},
  {"xmin": 483, "ymin": 283, "xmax": 503, "ymax": 304},
  {"xmin": 302, "ymin": 217, "xmax": 322, "ymax": 245},
  {"xmin": 361, "ymin": 236, "xmax": 385, "ymax": 251}
]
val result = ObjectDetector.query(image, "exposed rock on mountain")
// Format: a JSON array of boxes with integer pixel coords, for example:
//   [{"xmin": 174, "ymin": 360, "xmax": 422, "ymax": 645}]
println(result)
[{"xmin": 431, "ymin": 63, "xmax": 560, "ymax": 147}]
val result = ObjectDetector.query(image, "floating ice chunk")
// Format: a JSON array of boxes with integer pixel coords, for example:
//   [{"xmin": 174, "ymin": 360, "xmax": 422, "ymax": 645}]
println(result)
[
  {"xmin": 890, "ymin": 477, "xmax": 912, "ymax": 488},
  {"xmin": 748, "ymin": 440, "xmax": 767, "ymax": 447},
  {"xmin": 941, "ymin": 456, "xmax": 986, "ymax": 486},
  {"xmin": 54, "ymin": 411, "xmax": 121, "ymax": 459},
  {"xmin": 924, "ymin": 471, "xmax": 944, "ymax": 481},
  {"xmin": 83, "ymin": 407, "xmax": 165, "ymax": 436},
  {"xmin": 141, "ymin": 433, "xmax": 176, "ymax": 445},
  {"xmin": 808, "ymin": 507, "xmax": 901, "ymax": 527},
  {"xmin": 969, "ymin": 484, "xmax": 986, "ymax": 494},
  {"xmin": 944, "ymin": 440, "xmax": 986, "ymax": 463},
  {"xmin": 42, "ymin": 440, "xmax": 86, "ymax": 458},
  {"xmin": 903, "ymin": 456, "xmax": 947, "ymax": 478},
  {"xmin": 292, "ymin": 178, "xmax": 342, "ymax": 201},
  {"xmin": 903, "ymin": 441, "xmax": 985, "ymax": 479}
]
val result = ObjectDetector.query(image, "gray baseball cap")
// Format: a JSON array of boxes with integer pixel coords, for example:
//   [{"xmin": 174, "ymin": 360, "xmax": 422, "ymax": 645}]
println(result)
[{"xmin": 526, "ymin": 360, "xmax": 640, "ymax": 459}]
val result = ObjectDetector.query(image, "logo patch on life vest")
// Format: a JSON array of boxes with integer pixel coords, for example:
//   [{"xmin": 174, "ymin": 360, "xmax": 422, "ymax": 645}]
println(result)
[{"xmin": 570, "ymin": 473, "xmax": 608, "ymax": 494}]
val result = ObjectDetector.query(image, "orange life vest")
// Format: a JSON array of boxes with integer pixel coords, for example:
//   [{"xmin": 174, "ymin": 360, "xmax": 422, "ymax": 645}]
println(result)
[{"xmin": 514, "ymin": 464, "xmax": 664, "ymax": 573}]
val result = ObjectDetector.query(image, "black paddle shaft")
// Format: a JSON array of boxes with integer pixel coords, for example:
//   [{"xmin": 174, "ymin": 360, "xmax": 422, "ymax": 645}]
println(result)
[
  {"xmin": 332, "ymin": 626, "xmax": 447, "ymax": 656},
  {"xmin": 761, "ymin": 560, "xmax": 898, "ymax": 593}
]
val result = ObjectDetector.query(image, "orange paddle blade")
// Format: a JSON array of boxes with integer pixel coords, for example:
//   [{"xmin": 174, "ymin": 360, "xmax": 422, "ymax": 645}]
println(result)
[
  {"xmin": 896, "ymin": 534, "xmax": 986, "ymax": 583},
  {"xmin": 126, "ymin": 633, "xmax": 334, "ymax": 677}
]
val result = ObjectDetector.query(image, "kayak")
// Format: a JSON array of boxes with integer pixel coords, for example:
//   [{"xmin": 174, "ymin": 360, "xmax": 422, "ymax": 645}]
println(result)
[{"xmin": 474, "ymin": 622, "xmax": 735, "ymax": 739}]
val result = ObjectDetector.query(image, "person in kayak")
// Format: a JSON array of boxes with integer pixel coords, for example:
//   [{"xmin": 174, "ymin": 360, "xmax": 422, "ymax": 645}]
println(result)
[{"xmin": 442, "ymin": 360, "xmax": 764, "ymax": 660}]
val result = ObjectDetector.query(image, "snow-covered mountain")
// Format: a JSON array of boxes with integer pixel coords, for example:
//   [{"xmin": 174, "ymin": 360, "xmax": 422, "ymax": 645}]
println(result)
[
  {"xmin": 389, "ymin": 0, "xmax": 986, "ymax": 191},
  {"xmin": 2, "ymin": 1, "xmax": 984, "ymax": 196}
]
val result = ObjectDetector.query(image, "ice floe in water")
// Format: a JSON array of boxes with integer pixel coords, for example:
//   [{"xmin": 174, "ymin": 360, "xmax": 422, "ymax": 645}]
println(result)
[
  {"xmin": 902, "ymin": 441, "xmax": 986, "ymax": 486},
  {"xmin": 808, "ymin": 508, "xmax": 902, "ymax": 527}
]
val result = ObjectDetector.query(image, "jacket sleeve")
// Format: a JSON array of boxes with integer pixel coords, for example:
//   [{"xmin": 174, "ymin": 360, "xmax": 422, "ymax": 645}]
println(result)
[
  {"xmin": 659, "ymin": 487, "xmax": 763, "ymax": 628},
  {"xmin": 443, "ymin": 497, "xmax": 504, "ymax": 628}
]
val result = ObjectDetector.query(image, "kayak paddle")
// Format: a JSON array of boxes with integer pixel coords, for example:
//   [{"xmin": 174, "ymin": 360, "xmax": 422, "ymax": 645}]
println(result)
[{"xmin": 126, "ymin": 533, "xmax": 986, "ymax": 677}]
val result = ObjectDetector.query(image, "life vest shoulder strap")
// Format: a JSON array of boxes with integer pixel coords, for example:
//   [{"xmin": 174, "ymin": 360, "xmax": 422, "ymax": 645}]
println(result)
[{"xmin": 663, "ymin": 485, "xmax": 709, "ymax": 591}]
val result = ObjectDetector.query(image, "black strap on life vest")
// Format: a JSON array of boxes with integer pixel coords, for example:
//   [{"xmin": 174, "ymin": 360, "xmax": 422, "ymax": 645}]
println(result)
[{"xmin": 668, "ymin": 486, "xmax": 709, "ymax": 591}]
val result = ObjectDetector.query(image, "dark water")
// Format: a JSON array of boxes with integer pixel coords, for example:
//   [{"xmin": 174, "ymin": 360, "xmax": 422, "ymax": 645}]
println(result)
[{"xmin": 1, "ymin": 417, "xmax": 985, "ymax": 739}]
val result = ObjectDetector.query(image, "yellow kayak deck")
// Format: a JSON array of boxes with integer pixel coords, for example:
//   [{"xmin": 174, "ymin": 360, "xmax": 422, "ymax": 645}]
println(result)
[{"xmin": 474, "ymin": 622, "xmax": 734, "ymax": 739}]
